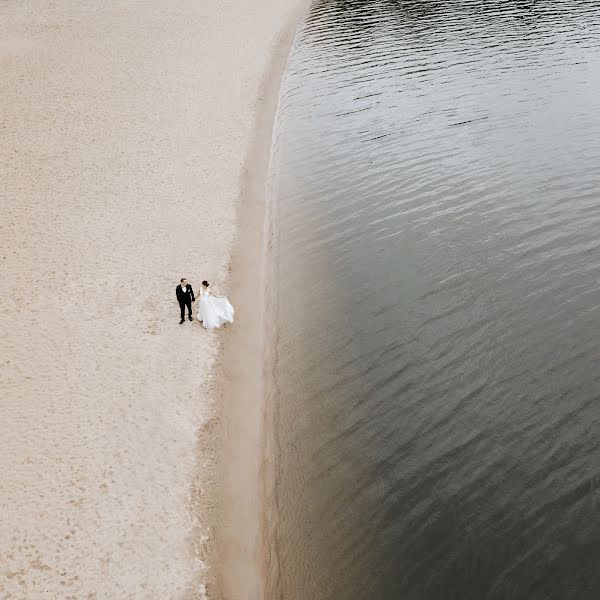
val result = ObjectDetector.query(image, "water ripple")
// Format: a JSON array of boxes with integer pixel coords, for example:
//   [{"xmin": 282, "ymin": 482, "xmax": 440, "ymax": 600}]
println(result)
[{"xmin": 269, "ymin": 1, "xmax": 600, "ymax": 599}]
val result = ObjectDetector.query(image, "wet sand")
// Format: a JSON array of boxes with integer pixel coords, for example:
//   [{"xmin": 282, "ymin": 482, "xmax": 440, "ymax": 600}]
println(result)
[{"xmin": 0, "ymin": 0, "xmax": 304, "ymax": 597}]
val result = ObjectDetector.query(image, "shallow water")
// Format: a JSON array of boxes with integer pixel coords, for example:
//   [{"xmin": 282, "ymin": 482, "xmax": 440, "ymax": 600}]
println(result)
[{"xmin": 266, "ymin": 1, "xmax": 600, "ymax": 598}]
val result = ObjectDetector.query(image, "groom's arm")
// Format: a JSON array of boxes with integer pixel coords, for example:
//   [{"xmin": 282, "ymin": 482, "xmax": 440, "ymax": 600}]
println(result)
[{"xmin": 190, "ymin": 286, "xmax": 195, "ymax": 302}]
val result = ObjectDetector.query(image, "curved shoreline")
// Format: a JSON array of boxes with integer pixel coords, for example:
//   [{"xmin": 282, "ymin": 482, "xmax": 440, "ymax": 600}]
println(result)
[
  {"xmin": 217, "ymin": 3, "xmax": 308, "ymax": 598},
  {"xmin": 1, "ymin": 1, "xmax": 305, "ymax": 597}
]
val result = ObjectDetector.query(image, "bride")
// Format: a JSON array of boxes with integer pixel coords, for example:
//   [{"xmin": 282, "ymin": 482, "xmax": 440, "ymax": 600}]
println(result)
[{"xmin": 197, "ymin": 280, "xmax": 234, "ymax": 330}]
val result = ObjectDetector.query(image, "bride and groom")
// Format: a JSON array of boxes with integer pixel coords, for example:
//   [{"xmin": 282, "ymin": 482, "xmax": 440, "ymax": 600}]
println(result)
[{"xmin": 176, "ymin": 278, "xmax": 234, "ymax": 330}]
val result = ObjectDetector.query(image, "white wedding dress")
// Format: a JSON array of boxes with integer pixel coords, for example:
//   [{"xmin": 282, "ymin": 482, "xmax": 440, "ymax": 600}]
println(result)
[{"xmin": 198, "ymin": 288, "xmax": 234, "ymax": 330}]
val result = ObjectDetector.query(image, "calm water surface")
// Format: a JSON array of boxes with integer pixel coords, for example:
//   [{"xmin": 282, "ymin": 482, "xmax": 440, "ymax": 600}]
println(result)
[{"xmin": 267, "ymin": 2, "xmax": 600, "ymax": 598}]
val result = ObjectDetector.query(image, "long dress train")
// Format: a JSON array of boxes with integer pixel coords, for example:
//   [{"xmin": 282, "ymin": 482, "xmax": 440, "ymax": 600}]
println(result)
[{"xmin": 198, "ymin": 289, "xmax": 234, "ymax": 330}]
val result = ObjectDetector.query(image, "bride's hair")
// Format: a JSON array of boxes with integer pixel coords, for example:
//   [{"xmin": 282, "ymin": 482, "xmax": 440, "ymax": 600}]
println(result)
[{"xmin": 202, "ymin": 280, "xmax": 209, "ymax": 287}]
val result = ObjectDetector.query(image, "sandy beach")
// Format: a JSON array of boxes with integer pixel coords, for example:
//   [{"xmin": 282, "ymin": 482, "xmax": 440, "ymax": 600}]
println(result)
[{"xmin": 0, "ymin": 0, "xmax": 304, "ymax": 597}]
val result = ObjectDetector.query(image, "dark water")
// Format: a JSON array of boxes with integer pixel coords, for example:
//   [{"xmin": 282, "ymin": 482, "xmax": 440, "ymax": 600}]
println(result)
[{"xmin": 266, "ymin": 1, "xmax": 600, "ymax": 599}]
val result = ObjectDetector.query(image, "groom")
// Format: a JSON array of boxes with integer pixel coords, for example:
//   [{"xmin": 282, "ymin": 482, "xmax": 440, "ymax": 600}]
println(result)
[{"xmin": 176, "ymin": 278, "xmax": 195, "ymax": 324}]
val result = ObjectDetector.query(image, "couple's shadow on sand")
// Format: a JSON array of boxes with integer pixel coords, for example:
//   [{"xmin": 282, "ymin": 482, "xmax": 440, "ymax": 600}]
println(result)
[{"xmin": 176, "ymin": 278, "xmax": 234, "ymax": 330}]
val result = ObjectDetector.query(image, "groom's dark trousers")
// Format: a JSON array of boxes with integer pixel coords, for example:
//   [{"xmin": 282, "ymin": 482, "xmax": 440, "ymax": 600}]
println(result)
[{"xmin": 176, "ymin": 284, "xmax": 195, "ymax": 319}]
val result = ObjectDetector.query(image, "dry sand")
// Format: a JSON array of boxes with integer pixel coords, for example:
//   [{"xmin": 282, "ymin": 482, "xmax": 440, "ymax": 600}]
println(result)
[{"xmin": 0, "ymin": 0, "xmax": 304, "ymax": 597}]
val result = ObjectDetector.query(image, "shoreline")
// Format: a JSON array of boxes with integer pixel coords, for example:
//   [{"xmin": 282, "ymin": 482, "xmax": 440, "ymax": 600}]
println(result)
[
  {"xmin": 1, "ymin": 1, "xmax": 305, "ymax": 597},
  {"xmin": 217, "ymin": 3, "xmax": 307, "ymax": 599}
]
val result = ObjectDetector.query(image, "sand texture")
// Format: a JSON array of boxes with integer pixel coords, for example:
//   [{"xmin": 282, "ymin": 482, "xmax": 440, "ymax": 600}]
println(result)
[{"xmin": 0, "ymin": 0, "xmax": 303, "ymax": 597}]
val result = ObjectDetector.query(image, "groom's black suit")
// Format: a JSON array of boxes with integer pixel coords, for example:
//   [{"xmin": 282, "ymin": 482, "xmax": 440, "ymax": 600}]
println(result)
[{"xmin": 176, "ymin": 284, "xmax": 195, "ymax": 320}]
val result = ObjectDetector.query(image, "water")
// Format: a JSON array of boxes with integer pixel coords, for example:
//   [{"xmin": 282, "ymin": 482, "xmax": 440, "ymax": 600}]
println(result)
[{"xmin": 266, "ymin": 1, "xmax": 600, "ymax": 598}]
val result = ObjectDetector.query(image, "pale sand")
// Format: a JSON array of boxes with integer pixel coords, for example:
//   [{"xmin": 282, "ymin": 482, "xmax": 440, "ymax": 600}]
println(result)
[{"xmin": 0, "ymin": 0, "xmax": 304, "ymax": 598}]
